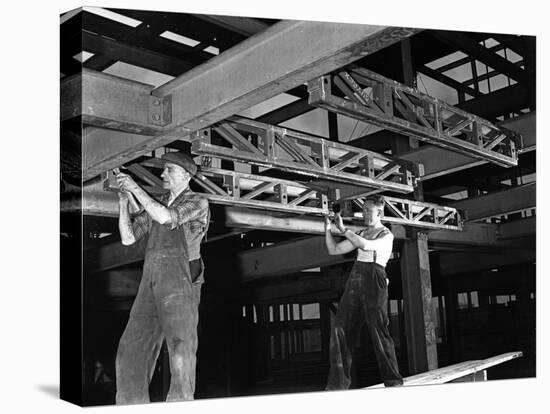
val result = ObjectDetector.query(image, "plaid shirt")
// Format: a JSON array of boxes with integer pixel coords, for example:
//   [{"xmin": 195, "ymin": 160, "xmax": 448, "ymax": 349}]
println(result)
[{"xmin": 132, "ymin": 188, "xmax": 210, "ymax": 259}]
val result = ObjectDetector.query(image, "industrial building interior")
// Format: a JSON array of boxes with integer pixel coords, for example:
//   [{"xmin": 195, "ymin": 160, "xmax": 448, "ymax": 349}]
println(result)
[{"xmin": 60, "ymin": 7, "xmax": 536, "ymax": 406}]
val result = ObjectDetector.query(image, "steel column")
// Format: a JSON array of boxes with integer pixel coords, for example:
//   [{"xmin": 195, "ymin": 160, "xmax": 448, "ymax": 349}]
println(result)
[{"xmin": 400, "ymin": 231, "xmax": 438, "ymax": 373}]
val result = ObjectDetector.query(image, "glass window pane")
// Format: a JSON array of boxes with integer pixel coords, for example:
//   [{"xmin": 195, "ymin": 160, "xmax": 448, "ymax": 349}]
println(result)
[
  {"xmin": 471, "ymin": 291, "xmax": 479, "ymax": 308},
  {"xmin": 293, "ymin": 304, "xmax": 300, "ymax": 320},
  {"xmin": 458, "ymin": 292, "xmax": 469, "ymax": 309},
  {"xmin": 302, "ymin": 303, "xmax": 320, "ymax": 319}
]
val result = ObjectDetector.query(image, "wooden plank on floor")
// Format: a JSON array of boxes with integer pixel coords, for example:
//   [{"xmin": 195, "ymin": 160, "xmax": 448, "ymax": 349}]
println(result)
[{"xmin": 366, "ymin": 351, "xmax": 522, "ymax": 388}]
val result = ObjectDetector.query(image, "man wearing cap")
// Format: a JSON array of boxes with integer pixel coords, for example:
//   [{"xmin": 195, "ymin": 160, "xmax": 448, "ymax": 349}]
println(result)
[
  {"xmin": 114, "ymin": 151, "xmax": 210, "ymax": 404},
  {"xmin": 324, "ymin": 195, "xmax": 403, "ymax": 389}
]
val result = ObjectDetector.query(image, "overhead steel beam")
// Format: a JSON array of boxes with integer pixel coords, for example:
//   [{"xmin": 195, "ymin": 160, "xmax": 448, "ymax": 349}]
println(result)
[
  {"xmin": 433, "ymin": 31, "xmax": 529, "ymax": 84},
  {"xmin": 497, "ymin": 216, "xmax": 536, "ymax": 240},
  {"xmin": 192, "ymin": 14, "xmax": 270, "ymax": 37},
  {"xmin": 84, "ymin": 237, "xmax": 147, "ymax": 274},
  {"xmin": 457, "ymin": 84, "xmax": 529, "ymax": 120},
  {"xmin": 439, "ymin": 248, "xmax": 535, "ymax": 276},
  {"xmin": 87, "ymin": 233, "xmax": 535, "ymax": 279},
  {"xmin": 82, "ymin": 31, "xmax": 194, "ymax": 76},
  {"xmin": 417, "ymin": 64, "xmax": 483, "ymax": 98},
  {"xmin": 61, "ymin": 69, "xmax": 164, "ymax": 136},
  {"xmin": 432, "ymin": 43, "xmax": 506, "ymax": 74},
  {"xmin": 66, "ymin": 22, "xmax": 419, "ymax": 180},
  {"xmin": 238, "ymin": 222, "xmax": 534, "ymax": 279},
  {"xmin": 239, "ymin": 237, "xmax": 348, "ymax": 281},
  {"xmin": 462, "ymin": 61, "xmax": 524, "ymax": 87},
  {"xmin": 398, "ymin": 111, "xmax": 535, "ymax": 180},
  {"xmin": 82, "ymin": 211, "xmax": 534, "ymax": 276},
  {"xmin": 308, "ymin": 68, "xmax": 520, "ymax": 167},
  {"xmin": 107, "ymin": 9, "xmax": 246, "ymax": 50},
  {"xmin": 82, "ymin": 128, "xmax": 155, "ymax": 179},
  {"xmin": 256, "ymin": 98, "xmax": 311, "ymax": 125},
  {"xmin": 81, "ymin": 10, "xmax": 214, "ymax": 64},
  {"xmin": 152, "ymin": 21, "xmax": 419, "ymax": 133},
  {"xmin": 492, "ymin": 34, "xmax": 534, "ymax": 59},
  {"xmin": 450, "ymin": 182, "xmax": 535, "ymax": 221},
  {"xmin": 237, "ymin": 217, "xmax": 535, "ymax": 279}
]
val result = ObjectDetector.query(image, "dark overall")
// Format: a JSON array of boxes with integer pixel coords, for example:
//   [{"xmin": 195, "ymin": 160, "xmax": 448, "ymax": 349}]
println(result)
[
  {"xmin": 326, "ymin": 262, "xmax": 402, "ymax": 389},
  {"xmin": 115, "ymin": 219, "xmax": 204, "ymax": 404}
]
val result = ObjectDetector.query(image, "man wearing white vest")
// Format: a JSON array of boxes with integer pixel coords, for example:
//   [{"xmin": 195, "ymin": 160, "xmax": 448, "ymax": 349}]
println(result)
[{"xmin": 324, "ymin": 195, "xmax": 403, "ymax": 389}]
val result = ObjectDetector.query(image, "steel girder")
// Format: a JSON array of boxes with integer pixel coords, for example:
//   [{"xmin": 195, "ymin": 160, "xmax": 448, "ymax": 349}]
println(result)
[
  {"xmin": 307, "ymin": 68, "xmax": 521, "ymax": 168},
  {"xmin": 100, "ymin": 157, "xmax": 460, "ymax": 230},
  {"xmin": 450, "ymin": 182, "xmax": 535, "ymax": 221},
  {"xmin": 351, "ymin": 196, "xmax": 463, "ymax": 231},
  {"xmin": 64, "ymin": 21, "xmax": 419, "ymax": 181},
  {"xmin": 191, "ymin": 116, "xmax": 415, "ymax": 194}
]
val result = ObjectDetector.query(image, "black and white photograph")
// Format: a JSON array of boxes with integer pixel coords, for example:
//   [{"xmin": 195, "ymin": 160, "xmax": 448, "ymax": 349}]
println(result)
[{"xmin": 4, "ymin": 1, "xmax": 548, "ymax": 413}]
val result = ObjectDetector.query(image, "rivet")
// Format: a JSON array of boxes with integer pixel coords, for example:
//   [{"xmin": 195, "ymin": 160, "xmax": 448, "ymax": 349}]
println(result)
[
  {"xmin": 153, "ymin": 114, "xmax": 160, "ymax": 121},
  {"xmin": 153, "ymin": 99, "xmax": 161, "ymax": 106}
]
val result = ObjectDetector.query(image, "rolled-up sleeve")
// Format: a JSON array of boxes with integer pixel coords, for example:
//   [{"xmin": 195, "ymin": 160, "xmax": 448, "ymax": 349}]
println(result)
[{"xmin": 167, "ymin": 196, "xmax": 209, "ymax": 230}]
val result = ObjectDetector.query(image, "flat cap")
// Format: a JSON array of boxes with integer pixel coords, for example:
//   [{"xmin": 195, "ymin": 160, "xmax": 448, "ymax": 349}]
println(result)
[{"xmin": 161, "ymin": 151, "xmax": 198, "ymax": 176}]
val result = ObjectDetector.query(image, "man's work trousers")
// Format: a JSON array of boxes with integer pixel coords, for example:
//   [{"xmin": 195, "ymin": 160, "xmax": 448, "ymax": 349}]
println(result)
[
  {"xmin": 326, "ymin": 262, "xmax": 403, "ymax": 389},
  {"xmin": 115, "ymin": 256, "xmax": 202, "ymax": 404}
]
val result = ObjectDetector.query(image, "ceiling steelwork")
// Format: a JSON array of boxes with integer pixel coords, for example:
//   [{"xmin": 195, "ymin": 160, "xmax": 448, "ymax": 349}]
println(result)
[{"xmin": 60, "ymin": 7, "xmax": 536, "ymax": 240}]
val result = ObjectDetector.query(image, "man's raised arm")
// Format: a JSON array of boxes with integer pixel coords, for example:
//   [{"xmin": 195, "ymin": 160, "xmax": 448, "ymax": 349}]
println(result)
[
  {"xmin": 118, "ymin": 193, "xmax": 137, "ymax": 246},
  {"xmin": 325, "ymin": 216, "xmax": 355, "ymax": 256}
]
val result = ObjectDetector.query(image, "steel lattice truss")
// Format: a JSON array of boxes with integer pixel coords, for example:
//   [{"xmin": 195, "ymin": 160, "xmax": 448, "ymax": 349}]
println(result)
[
  {"xmin": 190, "ymin": 116, "xmax": 415, "ymax": 194},
  {"xmin": 348, "ymin": 196, "xmax": 463, "ymax": 231},
  {"xmin": 102, "ymin": 156, "xmax": 462, "ymax": 231},
  {"xmin": 307, "ymin": 67, "xmax": 521, "ymax": 167},
  {"xmin": 194, "ymin": 167, "xmax": 329, "ymax": 215},
  {"xmin": 103, "ymin": 161, "xmax": 329, "ymax": 215}
]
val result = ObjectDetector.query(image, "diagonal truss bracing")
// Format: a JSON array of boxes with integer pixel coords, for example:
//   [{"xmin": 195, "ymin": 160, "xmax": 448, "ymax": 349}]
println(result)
[
  {"xmin": 102, "ymin": 156, "xmax": 461, "ymax": 231},
  {"xmin": 191, "ymin": 116, "xmax": 416, "ymax": 194},
  {"xmin": 194, "ymin": 167, "xmax": 329, "ymax": 215},
  {"xmin": 307, "ymin": 67, "xmax": 521, "ymax": 167},
  {"xmin": 104, "ymin": 163, "xmax": 329, "ymax": 215},
  {"xmin": 348, "ymin": 196, "xmax": 463, "ymax": 231}
]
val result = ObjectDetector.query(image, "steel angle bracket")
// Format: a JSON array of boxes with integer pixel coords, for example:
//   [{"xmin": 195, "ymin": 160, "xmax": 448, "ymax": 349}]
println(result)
[
  {"xmin": 307, "ymin": 68, "xmax": 521, "ymax": 167},
  {"xmin": 148, "ymin": 95, "xmax": 172, "ymax": 127},
  {"xmin": 347, "ymin": 196, "xmax": 464, "ymax": 231},
  {"xmin": 190, "ymin": 116, "xmax": 416, "ymax": 194}
]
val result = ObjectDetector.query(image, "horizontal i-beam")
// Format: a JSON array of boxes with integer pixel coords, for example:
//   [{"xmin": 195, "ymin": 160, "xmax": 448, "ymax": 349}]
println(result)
[
  {"xmin": 81, "ymin": 209, "xmax": 532, "ymax": 275},
  {"xmin": 450, "ymin": 182, "xmax": 535, "ymax": 221},
  {"xmin": 238, "ymin": 219, "xmax": 534, "ymax": 279},
  {"xmin": 64, "ymin": 21, "xmax": 419, "ymax": 181}
]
